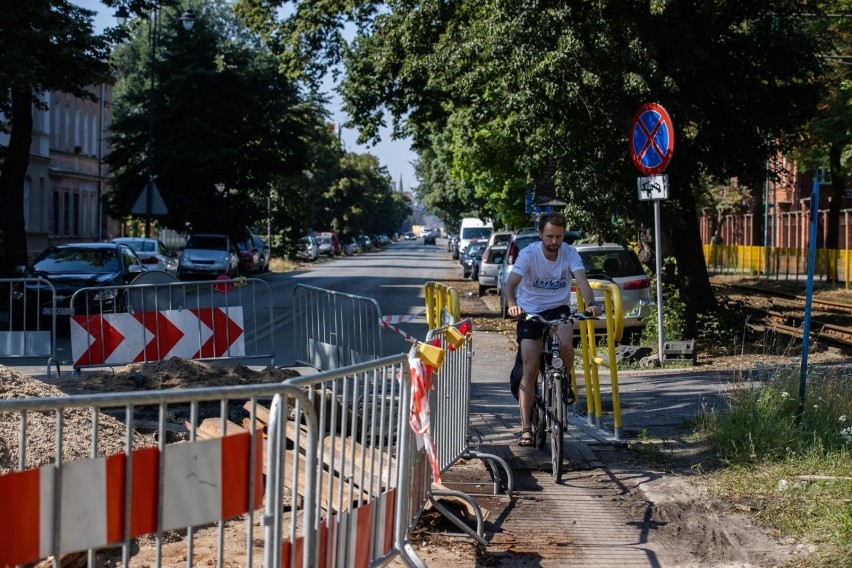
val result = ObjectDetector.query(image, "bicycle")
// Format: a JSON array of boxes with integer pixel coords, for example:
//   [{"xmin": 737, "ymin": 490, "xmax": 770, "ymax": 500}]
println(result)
[{"xmin": 523, "ymin": 311, "xmax": 588, "ymax": 483}]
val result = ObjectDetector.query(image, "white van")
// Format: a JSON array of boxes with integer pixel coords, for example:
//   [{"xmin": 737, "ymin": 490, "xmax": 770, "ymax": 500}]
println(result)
[{"xmin": 458, "ymin": 217, "xmax": 494, "ymax": 257}]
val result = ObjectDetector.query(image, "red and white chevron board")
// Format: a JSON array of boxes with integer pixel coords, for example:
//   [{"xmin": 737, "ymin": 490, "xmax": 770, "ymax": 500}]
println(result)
[
  {"xmin": 70, "ymin": 307, "xmax": 245, "ymax": 367},
  {"xmin": 0, "ymin": 432, "xmax": 263, "ymax": 566}
]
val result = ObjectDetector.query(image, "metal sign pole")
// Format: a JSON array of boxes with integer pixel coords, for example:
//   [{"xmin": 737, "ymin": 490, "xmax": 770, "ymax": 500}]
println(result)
[{"xmin": 654, "ymin": 199, "xmax": 665, "ymax": 364}]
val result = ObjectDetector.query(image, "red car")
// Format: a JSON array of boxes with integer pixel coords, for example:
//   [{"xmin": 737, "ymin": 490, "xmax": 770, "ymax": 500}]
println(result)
[{"xmin": 236, "ymin": 238, "xmax": 261, "ymax": 274}]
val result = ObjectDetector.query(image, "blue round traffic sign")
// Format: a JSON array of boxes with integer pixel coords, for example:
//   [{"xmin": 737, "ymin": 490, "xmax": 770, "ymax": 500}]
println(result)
[{"xmin": 629, "ymin": 103, "xmax": 675, "ymax": 175}]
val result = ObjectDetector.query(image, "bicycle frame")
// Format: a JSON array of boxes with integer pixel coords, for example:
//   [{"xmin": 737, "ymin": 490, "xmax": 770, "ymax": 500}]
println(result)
[{"xmin": 525, "ymin": 312, "xmax": 585, "ymax": 483}]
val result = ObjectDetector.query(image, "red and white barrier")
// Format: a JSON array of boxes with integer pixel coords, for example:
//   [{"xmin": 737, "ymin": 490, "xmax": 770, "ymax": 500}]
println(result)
[
  {"xmin": 70, "ymin": 307, "xmax": 245, "ymax": 367},
  {"xmin": 0, "ymin": 431, "xmax": 262, "ymax": 566}
]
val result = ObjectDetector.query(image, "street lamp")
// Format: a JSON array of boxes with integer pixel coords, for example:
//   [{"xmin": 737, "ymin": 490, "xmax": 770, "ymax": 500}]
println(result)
[{"xmin": 114, "ymin": 4, "xmax": 195, "ymax": 237}]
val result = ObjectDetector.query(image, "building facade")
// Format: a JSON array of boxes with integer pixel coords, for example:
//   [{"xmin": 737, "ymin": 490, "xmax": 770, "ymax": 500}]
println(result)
[{"xmin": 0, "ymin": 84, "xmax": 120, "ymax": 261}]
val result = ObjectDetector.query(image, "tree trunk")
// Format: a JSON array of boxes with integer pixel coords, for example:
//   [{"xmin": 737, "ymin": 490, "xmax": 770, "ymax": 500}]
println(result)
[
  {"xmin": 666, "ymin": 174, "xmax": 718, "ymax": 336},
  {"xmin": 825, "ymin": 144, "xmax": 844, "ymax": 281},
  {"xmin": 0, "ymin": 84, "xmax": 33, "ymax": 275}
]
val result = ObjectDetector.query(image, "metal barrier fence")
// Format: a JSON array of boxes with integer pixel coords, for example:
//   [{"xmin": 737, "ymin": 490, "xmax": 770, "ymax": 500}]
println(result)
[
  {"xmin": 292, "ymin": 283, "xmax": 384, "ymax": 370},
  {"xmin": 278, "ymin": 354, "xmax": 420, "ymax": 568},
  {"xmin": 423, "ymin": 320, "xmax": 513, "ymax": 544},
  {"xmin": 0, "ymin": 277, "xmax": 60, "ymax": 377},
  {"xmin": 69, "ymin": 276, "xmax": 274, "ymax": 372},
  {"xmin": 0, "ymin": 380, "xmax": 316, "ymax": 567}
]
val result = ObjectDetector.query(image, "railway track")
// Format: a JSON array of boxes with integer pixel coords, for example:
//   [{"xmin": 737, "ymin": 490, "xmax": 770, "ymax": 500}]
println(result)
[{"xmin": 714, "ymin": 282, "xmax": 852, "ymax": 352}]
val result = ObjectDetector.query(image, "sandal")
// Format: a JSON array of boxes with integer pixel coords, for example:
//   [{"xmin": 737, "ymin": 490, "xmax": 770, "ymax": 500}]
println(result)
[{"xmin": 518, "ymin": 428, "xmax": 534, "ymax": 447}]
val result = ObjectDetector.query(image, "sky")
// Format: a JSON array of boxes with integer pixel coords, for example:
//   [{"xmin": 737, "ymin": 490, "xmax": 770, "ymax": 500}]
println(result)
[{"xmin": 72, "ymin": 0, "xmax": 418, "ymax": 194}]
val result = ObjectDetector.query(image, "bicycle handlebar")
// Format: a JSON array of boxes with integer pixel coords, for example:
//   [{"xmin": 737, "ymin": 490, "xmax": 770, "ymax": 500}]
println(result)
[{"xmin": 522, "ymin": 311, "xmax": 590, "ymax": 324}]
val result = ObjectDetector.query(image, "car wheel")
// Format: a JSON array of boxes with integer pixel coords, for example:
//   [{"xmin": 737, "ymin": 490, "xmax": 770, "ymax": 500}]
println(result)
[{"xmin": 477, "ymin": 283, "xmax": 486, "ymax": 296}]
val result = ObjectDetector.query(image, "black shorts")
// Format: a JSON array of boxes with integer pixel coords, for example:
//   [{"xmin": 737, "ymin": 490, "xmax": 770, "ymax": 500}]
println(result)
[{"xmin": 516, "ymin": 305, "xmax": 572, "ymax": 342}]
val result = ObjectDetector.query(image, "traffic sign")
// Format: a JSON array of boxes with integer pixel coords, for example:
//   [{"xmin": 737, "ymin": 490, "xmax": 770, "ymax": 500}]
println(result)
[
  {"xmin": 637, "ymin": 174, "xmax": 669, "ymax": 201},
  {"xmin": 629, "ymin": 103, "xmax": 674, "ymax": 175},
  {"xmin": 70, "ymin": 307, "xmax": 245, "ymax": 366}
]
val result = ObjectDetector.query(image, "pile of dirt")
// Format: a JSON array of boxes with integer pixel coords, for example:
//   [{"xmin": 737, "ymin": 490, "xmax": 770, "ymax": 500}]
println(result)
[
  {"xmin": 0, "ymin": 365, "xmax": 154, "ymax": 474},
  {"xmin": 54, "ymin": 357, "xmax": 301, "ymax": 395}
]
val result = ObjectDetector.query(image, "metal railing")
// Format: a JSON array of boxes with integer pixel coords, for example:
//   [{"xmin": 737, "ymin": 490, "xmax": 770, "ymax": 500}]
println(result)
[
  {"xmin": 0, "ymin": 381, "xmax": 315, "ymax": 567},
  {"xmin": 292, "ymin": 283, "xmax": 384, "ymax": 370},
  {"xmin": 0, "ymin": 277, "xmax": 61, "ymax": 377}
]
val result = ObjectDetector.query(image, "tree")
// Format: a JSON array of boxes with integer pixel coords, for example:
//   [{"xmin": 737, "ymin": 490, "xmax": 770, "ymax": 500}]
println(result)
[
  {"xmin": 106, "ymin": 2, "xmax": 326, "ymax": 242},
  {"xmin": 0, "ymin": 1, "xmax": 110, "ymax": 274},
  {"xmin": 237, "ymin": 0, "xmax": 828, "ymax": 332},
  {"xmin": 794, "ymin": 3, "xmax": 852, "ymax": 275},
  {"xmin": 320, "ymin": 152, "xmax": 404, "ymax": 237}
]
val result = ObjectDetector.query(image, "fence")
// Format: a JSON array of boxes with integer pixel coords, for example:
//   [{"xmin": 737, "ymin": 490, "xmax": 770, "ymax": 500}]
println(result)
[
  {"xmin": 424, "ymin": 320, "xmax": 513, "ymax": 544},
  {"xmin": 292, "ymin": 283, "xmax": 384, "ymax": 370},
  {"xmin": 703, "ymin": 244, "xmax": 851, "ymax": 288},
  {"xmin": 277, "ymin": 354, "xmax": 418, "ymax": 568},
  {"xmin": 69, "ymin": 276, "xmax": 275, "ymax": 372},
  {"xmin": 0, "ymin": 379, "xmax": 315, "ymax": 567},
  {"xmin": 0, "ymin": 277, "xmax": 61, "ymax": 377}
]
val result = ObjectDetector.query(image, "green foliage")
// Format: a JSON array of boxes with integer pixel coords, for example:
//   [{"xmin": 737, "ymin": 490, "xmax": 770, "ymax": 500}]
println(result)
[
  {"xmin": 699, "ymin": 366, "xmax": 852, "ymax": 564},
  {"xmin": 234, "ymin": 0, "xmax": 832, "ymax": 322},
  {"xmin": 698, "ymin": 368, "xmax": 852, "ymax": 463}
]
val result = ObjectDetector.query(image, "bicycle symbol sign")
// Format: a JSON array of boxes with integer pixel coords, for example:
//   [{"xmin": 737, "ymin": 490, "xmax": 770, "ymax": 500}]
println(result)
[{"xmin": 629, "ymin": 103, "xmax": 675, "ymax": 175}]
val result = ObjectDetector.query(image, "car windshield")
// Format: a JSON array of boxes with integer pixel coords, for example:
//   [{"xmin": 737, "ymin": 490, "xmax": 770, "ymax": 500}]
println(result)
[
  {"xmin": 462, "ymin": 227, "xmax": 492, "ymax": 240},
  {"xmin": 187, "ymin": 235, "xmax": 227, "ymax": 251},
  {"xmin": 579, "ymin": 250, "xmax": 644, "ymax": 278},
  {"xmin": 117, "ymin": 239, "xmax": 155, "ymax": 253},
  {"xmin": 467, "ymin": 243, "xmax": 486, "ymax": 256},
  {"xmin": 34, "ymin": 248, "xmax": 120, "ymax": 273}
]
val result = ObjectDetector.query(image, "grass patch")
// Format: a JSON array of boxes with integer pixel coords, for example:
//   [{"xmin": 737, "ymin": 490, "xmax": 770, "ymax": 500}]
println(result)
[{"xmin": 696, "ymin": 366, "xmax": 852, "ymax": 565}]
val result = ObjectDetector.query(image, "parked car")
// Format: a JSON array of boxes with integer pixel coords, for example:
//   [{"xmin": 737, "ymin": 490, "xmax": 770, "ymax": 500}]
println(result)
[
  {"xmin": 112, "ymin": 237, "xmax": 178, "ymax": 275},
  {"xmin": 315, "ymin": 232, "xmax": 342, "ymax": 256},
  {"xmin": 461, "ymin": 241, "xmax": 487, "ymax": 279},
  {"xmin": 177, "ymin": 233, "xmax": 239, "ymax": 280},
  {"xmin": 477, "ymin": 244, "xmax": 506, "ymax": 296},
  {"xmin": 404, "ymin": 232, "xmax": 416, "ymax": 240},
  {"xmin": 253, "ymin": 235, "xmax": 271, "ymax": 272},
  {"xmin": 341, "ymin": 235, "xmax": 360, "ymax": 256},
  {"xmin": 458, "ymin": 217, "xmax": 493, "ymax": 258},
  {"xmin": 486, "ymin": 231, "xmax": 513, "ymax": 248},
  {"xmin": 573, "ymin": 243, "xmax": 652, "ymax": 339},
  {"xmin": 446, "ymin": 234, "xmax": 458, "ymax": 253},
  {"xmin": 296, "ymin": 235, "xmax": 320, "ymax": 262},
  {"xmin": 358, "ymin": 233, "xmax": 374, "ymax": 251},
  {"xmin": 12, "ymin": 242, "xmax": 146, "ymax": 330},
  {"xmin": 236, "ymin": 238, "xmax": 261, "ymax": 274}
]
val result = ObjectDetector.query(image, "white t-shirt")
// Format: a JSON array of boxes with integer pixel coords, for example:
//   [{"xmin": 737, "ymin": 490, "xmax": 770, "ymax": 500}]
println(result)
[{"xmin": 510, "ymin": 242, "xmax": 586, "ymax": 313}]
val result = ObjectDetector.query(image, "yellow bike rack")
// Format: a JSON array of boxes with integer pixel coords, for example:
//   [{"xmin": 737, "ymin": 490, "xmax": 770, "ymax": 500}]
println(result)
[
  {"xmin": 575, "ymin": 281, "xmax": 624, "ymax": 441},
  {"xmin": 424, "ymin": 281, "xmax": 461, "ymax": 329}
]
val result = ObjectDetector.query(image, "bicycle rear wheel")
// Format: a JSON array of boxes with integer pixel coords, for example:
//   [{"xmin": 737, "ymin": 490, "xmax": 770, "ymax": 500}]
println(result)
[{"xmin": 549, "ymin": 373, "xmax": 564, "ymax": 482}]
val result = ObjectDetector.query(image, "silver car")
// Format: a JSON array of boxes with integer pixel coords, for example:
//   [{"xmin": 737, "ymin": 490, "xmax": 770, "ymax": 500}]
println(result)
[
  {"xmin": 477, "ymin": 244, "xmax": 506, "ymax": 296},
  {"xmin": 572, "ymin": 243, "xmax": 652, "ymax": 340},
  {"xmin": 177, "ymin": 233, "xmax": 239, "ymax": 279},
  {"xmin": 112, "ymin": 237, "xmax": 178, "ymax": 275}
]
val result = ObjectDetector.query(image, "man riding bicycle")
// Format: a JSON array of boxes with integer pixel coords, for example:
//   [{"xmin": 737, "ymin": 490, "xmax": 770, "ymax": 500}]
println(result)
[{"xmin": 504, "ymin": 212, "xmax": 601, "ymax": 446}]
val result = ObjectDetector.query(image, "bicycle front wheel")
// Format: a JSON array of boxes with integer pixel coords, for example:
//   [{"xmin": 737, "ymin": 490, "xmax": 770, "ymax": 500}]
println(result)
[
  {"xmin": 533, "ymin": 371, "xmax": 547, "ymax": 449},
  {"xmin": 549, "ymin": 373, "xmax": 564, "ymax": 482}
]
